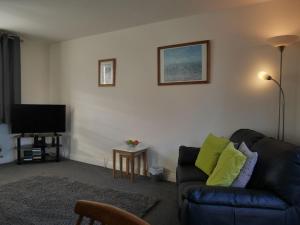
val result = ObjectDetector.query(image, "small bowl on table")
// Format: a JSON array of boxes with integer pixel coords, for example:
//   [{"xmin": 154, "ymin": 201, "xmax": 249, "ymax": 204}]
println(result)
[{"xmin": 126, "ymin": 140, "xmax": 140, "ymax": 148}]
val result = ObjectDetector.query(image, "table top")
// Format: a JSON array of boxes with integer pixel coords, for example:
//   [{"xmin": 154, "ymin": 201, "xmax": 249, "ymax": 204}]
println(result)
[{"xmin": 113, "ymin": 143, "xmax": 149, "ymax": 152}]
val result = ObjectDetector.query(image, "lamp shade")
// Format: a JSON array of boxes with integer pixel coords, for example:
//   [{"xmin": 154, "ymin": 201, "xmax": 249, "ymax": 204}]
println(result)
[{"xmin": 267, "ymin": 35, "xmax": 299, "ymax": 47}]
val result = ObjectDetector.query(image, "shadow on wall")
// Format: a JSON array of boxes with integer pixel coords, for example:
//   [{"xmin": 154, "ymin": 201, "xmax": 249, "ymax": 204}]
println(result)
[
  {"xmin": 66, "ymin": 102, "xmax": 162, "ymax": 172},
  {"xmin": 0, "ymin": 124, "xmax": 15, "ymax": 164},
  {"xmin": 62, "ymin": 90, "xmax": 187, "ymax": 179},
  {"xmin": 57, "ymin": 105, "xmax": 116, "ymax": 166},
  {"xmin": 59, "ymin": 105, "xmax": 72, "ymax": 159}
]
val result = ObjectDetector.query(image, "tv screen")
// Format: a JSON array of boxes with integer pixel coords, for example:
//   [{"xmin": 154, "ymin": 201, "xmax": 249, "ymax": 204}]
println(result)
[{"xmin": 11, "ymin": 104, "xmax": 66, "ymax": 134}]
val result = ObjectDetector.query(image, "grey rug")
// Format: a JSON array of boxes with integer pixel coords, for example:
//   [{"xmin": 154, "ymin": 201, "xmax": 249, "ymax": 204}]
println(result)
[{"xmin": 0, "ymin": 176, "xmax": 159, "ymax": 225}]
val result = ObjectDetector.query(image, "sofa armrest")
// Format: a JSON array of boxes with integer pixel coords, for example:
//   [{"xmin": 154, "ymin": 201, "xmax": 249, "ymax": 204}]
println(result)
[
  {"xmin": 178, "ymin": 146, "xmax": 200, "ymax": 165},
  {"xmin": 183, "ymin": 185, "xmax": 288, "ymax": 210}
]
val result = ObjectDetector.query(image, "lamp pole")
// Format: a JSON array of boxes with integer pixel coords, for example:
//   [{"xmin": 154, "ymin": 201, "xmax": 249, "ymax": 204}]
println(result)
[
  {"xmin": 257, "ymin": 71, "xmax": 286, "ymax": 142},
  {"xmin": 278, "ymin": 46, "xmax": 285, "ymax": 141},
  {"xmin": 272, "ymin": 77, "xmax": 285, "ymax": 142}
]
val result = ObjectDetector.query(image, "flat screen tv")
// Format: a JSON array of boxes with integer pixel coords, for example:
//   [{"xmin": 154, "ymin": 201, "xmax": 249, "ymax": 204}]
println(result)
[{"xmin": 11, "ymin": 104, "xmax": 66, "ymax": 134}]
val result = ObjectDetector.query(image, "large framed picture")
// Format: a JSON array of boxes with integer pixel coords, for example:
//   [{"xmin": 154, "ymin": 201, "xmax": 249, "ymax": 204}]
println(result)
[
  {"xmin": 158, "ymin": 40, "xmax": 210, "ymax": 85},
  {"xmin": 98, "ymin": 58, "xmax": 116, "ymax": 87}
]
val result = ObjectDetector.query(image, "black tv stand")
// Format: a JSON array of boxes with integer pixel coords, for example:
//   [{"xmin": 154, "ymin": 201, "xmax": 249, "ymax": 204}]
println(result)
[{"xmin": 14, "ymin": 133, "xmax": 62, "ymax": 164}]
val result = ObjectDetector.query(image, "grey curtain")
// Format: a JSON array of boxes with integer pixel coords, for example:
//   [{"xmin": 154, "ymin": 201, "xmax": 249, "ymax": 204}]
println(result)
[{"xmin": 0, "ymin": 33, "xmax": 21, "ymax": 124}]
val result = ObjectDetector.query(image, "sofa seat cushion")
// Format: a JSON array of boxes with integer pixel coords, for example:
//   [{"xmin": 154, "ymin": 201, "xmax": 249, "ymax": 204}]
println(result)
[
  {"xmin": 176, "ymin": 165, "xmax": 208, "ymax": 184},
  {"xmin": 184, "ymin": 184, "xmax": 289, "ymax": 210}
]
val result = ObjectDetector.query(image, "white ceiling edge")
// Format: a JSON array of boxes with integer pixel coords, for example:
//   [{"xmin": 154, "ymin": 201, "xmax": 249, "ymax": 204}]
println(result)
[{"xmin": 0, "ymin": 0, "xmax": 279, "ymax": 43}]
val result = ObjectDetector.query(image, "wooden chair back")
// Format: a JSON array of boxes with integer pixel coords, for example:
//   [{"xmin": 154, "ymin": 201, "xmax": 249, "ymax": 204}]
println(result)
[{"xmin": 74, "ymin": 200, "xmax": 151, "ymax": 225}]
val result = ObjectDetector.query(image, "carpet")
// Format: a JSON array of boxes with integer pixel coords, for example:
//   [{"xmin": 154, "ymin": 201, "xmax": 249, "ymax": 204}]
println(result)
[{"xmin": 0, "ymin": 176, "xmax": 159, "ymax": 225}]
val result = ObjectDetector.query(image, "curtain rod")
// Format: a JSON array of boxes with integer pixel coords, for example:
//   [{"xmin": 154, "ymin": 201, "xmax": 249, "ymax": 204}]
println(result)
[
  {"xmin": 7, "ymin": 35, "xmax": 24, "ymax": 42},
  {"xmin": 0, "ymin": 31, "xmax": 24, "ymax": 42}
]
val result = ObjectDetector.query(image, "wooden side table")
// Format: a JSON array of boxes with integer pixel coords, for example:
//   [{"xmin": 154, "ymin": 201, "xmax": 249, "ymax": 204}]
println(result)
[{"xmin": 112, "ymin": 144, "xmax": 148, "ymax": 182}]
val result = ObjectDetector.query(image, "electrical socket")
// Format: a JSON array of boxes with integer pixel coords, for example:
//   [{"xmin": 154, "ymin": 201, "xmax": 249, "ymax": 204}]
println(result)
[{"xmin": 103, "ymin": 157, "xmax": 108, "ymax": 168}]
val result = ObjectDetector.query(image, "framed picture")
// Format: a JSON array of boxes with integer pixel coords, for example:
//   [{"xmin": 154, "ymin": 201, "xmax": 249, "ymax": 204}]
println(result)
[
  {"xmin": 158, "ymin": 40, "xmax": 210, "ymax": 85},
  {"xmin": 98, "ymin": 58, "xmax": 116, "ymax": 86}
]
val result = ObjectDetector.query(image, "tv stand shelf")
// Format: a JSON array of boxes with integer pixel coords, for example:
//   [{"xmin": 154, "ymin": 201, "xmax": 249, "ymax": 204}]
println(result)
[{"xmin": 14, "ymin": 133, "xmax": 62, "ymax": 164}]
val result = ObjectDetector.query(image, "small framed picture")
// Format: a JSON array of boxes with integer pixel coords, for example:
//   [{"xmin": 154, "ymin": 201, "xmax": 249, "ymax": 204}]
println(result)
[
  {"xmin": 158, "ymin": 40, "xmax": 210, "ymax": 85},
  {"xmin": 98, "ymin": 58, "xmax": 116, "ymax": 87}
]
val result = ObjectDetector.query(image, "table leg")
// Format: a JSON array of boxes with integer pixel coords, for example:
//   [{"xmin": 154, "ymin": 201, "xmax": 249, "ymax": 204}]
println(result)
[
  {"xmin": 130, "ymin": 154, "xmax": 135, "ymax": 183},
  {"xmin": 120, "ymin": 155, "xmax": 123, "ymax": 177},
  {"xmin": 137, "ymin": 155, "xmax": 141, "ymax": 175},
  {"xmin": 126, "ymin": 157, "xmax": 129, "ymax": 176},
  {"xmin": 143, "ymin": 151, "xmax": 148, "ymax": 176},
  {"xmin": 113, "ymin": 150, "xmax": 116, "ymax": 178}
]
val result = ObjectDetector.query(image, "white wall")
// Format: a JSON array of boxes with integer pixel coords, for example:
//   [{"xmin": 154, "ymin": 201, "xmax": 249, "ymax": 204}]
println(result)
[
  {"xmin": 49, "ymin": 0, "xmax": 300, "ymax": 181},
  {"xmin": 281, "ymin": 44, "xmax": 300, "ymax": 143},
  {"xmin": 297, "ymin": 50, "xmax": 300, "ymax": 145},
  {"xmin": 21, "ymin": 39, "xmax": 50, "ymax": 104},
  {"xmin": 0, "ymin": 39, "xmax": 50, "ymax": 164}
]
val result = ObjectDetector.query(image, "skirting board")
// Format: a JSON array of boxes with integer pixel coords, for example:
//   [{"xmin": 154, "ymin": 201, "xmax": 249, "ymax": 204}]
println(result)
[{"xmin": 70, "ymin": 154, "xmax": 176, "ymax": 183}]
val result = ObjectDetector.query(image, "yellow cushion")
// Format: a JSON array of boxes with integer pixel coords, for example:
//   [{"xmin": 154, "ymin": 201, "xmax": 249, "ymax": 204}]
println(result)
[
  {"xmin": 206, "ymin": 142, "xmax": 247, "ymax": 187},
  {"xmin": 195, "ymin": 133, "xmax": 230, "ymax": 175}
]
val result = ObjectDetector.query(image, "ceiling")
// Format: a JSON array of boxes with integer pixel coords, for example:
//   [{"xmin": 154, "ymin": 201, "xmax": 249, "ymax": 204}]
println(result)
[{"xmin": 0, "ymin": 0, "xmax": 275, "ymax": 42}]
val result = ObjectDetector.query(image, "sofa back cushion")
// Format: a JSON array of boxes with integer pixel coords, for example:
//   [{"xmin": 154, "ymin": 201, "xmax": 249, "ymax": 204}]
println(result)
[
  {"xmin": 230, "ymin": 129, "xmax": 265, "ymax": 148},
  {"xmin": 178, "ymin": 146, "xmax": 200, "ymax": 165},
  {"xmin": 249, "ymin": 137, "xmax": 300, "ymax": 205}
]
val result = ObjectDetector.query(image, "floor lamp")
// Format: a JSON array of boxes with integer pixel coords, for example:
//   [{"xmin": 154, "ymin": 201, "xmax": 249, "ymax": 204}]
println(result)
[{"xmin": 259, "ymin": 35, "xmax": 298, "ymax": 141}]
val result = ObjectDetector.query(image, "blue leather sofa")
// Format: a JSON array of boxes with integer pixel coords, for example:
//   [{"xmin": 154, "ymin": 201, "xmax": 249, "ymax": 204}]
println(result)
[{"xmin": 176, "ymin": 129, "xmax": 300, "ymax": 225}]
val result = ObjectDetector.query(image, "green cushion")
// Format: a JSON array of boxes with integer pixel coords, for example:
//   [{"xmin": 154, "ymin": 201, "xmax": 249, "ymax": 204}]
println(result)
[
  {"xmin": 195, "ymin": 133, "xmax": 230, "ymax": 175},
  {"xmin": 206, "ymin": 142, "xmax": 247, "ymax": 187}
]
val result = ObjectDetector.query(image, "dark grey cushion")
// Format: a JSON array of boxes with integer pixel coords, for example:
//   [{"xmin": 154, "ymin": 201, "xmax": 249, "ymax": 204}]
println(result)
[
  {"xmin": 176, "ymin": 165, "xmax": 208, "ymax": 185},
  {"xmin": 178, "ymin": 146, "xmax": 200, "ymax": 165},
  {"xmin": 230, "ymin": 129, "xmax": 265, "ymax": 148}
]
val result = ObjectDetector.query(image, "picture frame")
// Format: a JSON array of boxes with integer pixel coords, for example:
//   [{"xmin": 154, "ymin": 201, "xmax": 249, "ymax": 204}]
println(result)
[
  {"xmin": 98, "ymin": 58, "xmax": 116, "ymax": 87},
  {"xmin": 157, "ymin": 40, "xmax": 210, "ymax": 85}
]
